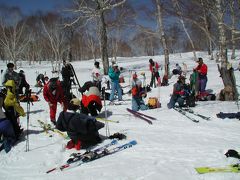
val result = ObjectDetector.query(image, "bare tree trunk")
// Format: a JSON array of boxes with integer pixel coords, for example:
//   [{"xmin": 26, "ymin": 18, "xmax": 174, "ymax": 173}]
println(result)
[
  {"xmin": 172, "ymin": 0, "xmax": 197, "ymax": 60},
  {"xmin": 156, "ymin": 0, "xmax": 170, "ymax": 78},
  {"xmin": 216, "ymin": 0, "xmax": 238, "ymax": 101},
  {"xmin": 99, "ymin": 11, "xmax": 109, "ymax": 74}
]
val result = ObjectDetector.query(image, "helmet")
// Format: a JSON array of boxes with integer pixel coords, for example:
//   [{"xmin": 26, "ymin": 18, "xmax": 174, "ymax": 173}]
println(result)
[
  {"xmin": 7, "ymin": 63, "xmax": 14, "ymax": 69},
  {"xmin": 19, "ymin": 70, "xmax": 24, "ymax": 74}
]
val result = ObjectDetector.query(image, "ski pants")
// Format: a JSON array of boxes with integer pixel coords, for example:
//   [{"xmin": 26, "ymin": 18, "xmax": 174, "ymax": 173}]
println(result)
[
  {"xmin": 132, "ymin": 97, "xmax": 148, "ymax": 111},
  {"xmin": 110, "ymin": 81, "xmax": 122, "ymax": 101},
  {"xmin": 199, "ymin": 76, "xmax": 207, "ymax": 93},
  {"xmin": 0, "ymin": 118, "xmax": 16, "ymax": 145},
  {"xmin": 167, "ymin": 95, "xmax": 184, "ymax": 109},
  {"xmin": 49, "ymin": 102, "xmax": 67, "ymax": 121},
  {"xmin": 150, "ymin": 72, "xmax": 160, "ymax": 88}
]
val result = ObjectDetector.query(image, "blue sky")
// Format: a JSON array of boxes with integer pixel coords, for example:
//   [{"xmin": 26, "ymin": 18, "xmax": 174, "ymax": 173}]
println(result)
[
  {"xmin": 0, "ymin": 0, "xmax": 69, "ymax": 15},
  {"xmin": 0, "ymin": 0, "xmax": 150, "ymax": 15}
]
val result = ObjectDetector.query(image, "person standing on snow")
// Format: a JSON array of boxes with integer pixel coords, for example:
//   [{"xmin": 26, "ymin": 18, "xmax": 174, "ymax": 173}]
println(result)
[
  {"xmin": 43, "ymin": 77, "xmax": 68, "ymax": 125},
  {"xmin": 131, "ymin": 73, "xmax": 148, "ymax": 111},
  {"xmin": 18, "ymin": 70, "xmax": 30, "ymax": 95},
  {"xmin": 2, "ymin": 63, "xmax": 21, "ymax": 98},
  {"xmin": 4, "ymin": 80, "xmax": 26, "ymax": 139},
  {"xmin": 56, "ymin": 98, "xmax": 104, "ymax": 150},
  {"xmin": 149, "ymin": 59, "xmax": 160, "ymax": 88},
  {"xmin": 194, "ymin": 57, "xmax": 208, "ymax": 97},
  {"xmin": 91, "ymin": 61, "xmax": 103, "ymax": 92},
  {"xmin": 108, "ymin": 62, "xmax": 122, "ymax": 103}
]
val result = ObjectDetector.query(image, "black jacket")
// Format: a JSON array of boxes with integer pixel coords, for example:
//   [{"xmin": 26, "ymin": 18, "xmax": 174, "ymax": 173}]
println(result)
[{"xmin": 56, "ymin": 111, "xmax": 104, "ymax": 143}]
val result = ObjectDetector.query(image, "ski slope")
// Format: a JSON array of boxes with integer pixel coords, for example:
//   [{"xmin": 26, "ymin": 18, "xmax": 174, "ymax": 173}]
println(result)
[{"xmin": 0, "ymin": 51, "xmax": 240, "ymax": 180}]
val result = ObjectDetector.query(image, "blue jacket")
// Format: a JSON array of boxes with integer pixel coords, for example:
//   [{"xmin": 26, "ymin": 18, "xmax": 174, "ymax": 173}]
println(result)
[{"xmin": 108, "ymin": 67, "xmax": 120, "ymax": 82}]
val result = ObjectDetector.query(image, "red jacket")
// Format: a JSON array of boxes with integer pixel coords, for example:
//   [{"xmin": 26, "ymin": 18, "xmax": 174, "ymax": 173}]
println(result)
[
  {"xmin": 195, "ymin": 63, "xmax": 208, "ymax": 76},
  {"xmin": 43, "ymin": 80, "xmax": 65, "ymax": 104},
  {"xmin": 82, "ymin": 94, "xmax": 102, "ymax": 108},
  {"xmin": 149, "ymin": 62, "xmax": 159, "ymax": 73}
]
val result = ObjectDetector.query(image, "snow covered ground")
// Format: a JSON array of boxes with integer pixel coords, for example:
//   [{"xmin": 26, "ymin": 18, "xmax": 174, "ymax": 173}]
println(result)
[{"xmin": 0, "ymin": 51, "xmax": 240, "ymax": 180}]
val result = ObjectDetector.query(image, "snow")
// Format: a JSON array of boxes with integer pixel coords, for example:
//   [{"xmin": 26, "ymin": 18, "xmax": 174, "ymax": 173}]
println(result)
[{"xmin": 0, "ymin": 51, "xmax": 240, "ymax": 180}]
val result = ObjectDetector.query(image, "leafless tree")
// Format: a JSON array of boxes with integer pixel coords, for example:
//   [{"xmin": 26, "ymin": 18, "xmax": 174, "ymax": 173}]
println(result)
[
  {"xmin": 0, "ymin": 7, "xmax": 31, "ymax": 68},
  {"xmin": 65, "ymin": 0, "xmax": 127, "ymax": 74}
]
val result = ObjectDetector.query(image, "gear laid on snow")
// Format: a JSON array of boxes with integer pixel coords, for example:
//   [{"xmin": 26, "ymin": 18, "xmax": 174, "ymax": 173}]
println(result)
[{"xmin": 225, "ymin": 149, "xmax": 240, "ymax": 159}]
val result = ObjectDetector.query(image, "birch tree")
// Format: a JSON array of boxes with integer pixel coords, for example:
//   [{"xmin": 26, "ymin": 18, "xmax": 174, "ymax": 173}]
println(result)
[
  {"xmin": 66, "ymin": 0, "xmax": 127, "ymax": 74},
  {"xmin": 155, "ymin": 0, "xmax": 170, "ymax": 78}
]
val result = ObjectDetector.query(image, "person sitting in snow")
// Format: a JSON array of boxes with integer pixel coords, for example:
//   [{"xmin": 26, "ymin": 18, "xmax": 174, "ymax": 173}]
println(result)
[
  {"xmin": 0, "ymin": 91, "xmax": 16, "ymax": 153},
  {"xmin": 56, "ymin": 98, "xmax": 104, "ymax": 150},
  {"xmin": 167, "ymin": 76, "xmax": 189, "ymax": 109},
  {"xmin": 172, "ymin": 63, "xmax": 182, "ymax": 75},
  {"xmin": 3, "ymin": 80, "xmax": 26, "ymax": 139},
  {"xmin": 131, "ymin": 73, "xmax": 148, "ymax": 111},
  {"xmin": 79, "ymin": 81, "xmax": 102, "ymax": 116},
  {"xmin": 43, "ymin": 77, "xmax": 68, "ymax": 125},
  {"xmin": 18, "ymin": 70, "xmax": 30, "ymax": 95}
]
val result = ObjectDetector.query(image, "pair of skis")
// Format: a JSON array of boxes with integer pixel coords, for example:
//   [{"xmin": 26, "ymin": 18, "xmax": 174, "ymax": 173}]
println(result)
[
  {"xmin": 174, "ymin": 107, "xmax": 210, "ymax": 123},
  {"xmin": 126, "ymin": 108, "xmax": 156, "ymax": 125},
  {"xmin": 46, "ymin": 139, "xmax": 137, "ymax": 173},
  {"xmin": 37, "ymin": 120, "xmax": 68, "ymax": 139}
]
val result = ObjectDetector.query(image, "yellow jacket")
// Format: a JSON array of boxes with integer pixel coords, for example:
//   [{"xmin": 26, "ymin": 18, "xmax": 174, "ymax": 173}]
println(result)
[{"xmin": 4, "ymin": 80, "xmax": 26, "ymax": 117}]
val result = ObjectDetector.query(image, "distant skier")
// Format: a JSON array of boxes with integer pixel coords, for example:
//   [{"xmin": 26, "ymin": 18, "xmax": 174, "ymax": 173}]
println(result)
[
  {"xmin": 18, "ymin": 70, "xmax": 30, "ymax": 95},
  {"xmin": 149, "ymin": 59, "xmax": 160, "ymax": 88},
  {"xmin": 194, "ymin": 57, "xmax": 208, "ymax": 98}
]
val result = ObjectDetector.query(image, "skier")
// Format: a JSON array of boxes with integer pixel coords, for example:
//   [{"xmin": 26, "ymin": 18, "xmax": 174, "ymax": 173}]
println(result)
[
  {"xmin": 108, "ymin": 62, "xmax": 122, "ymax": 103},
  {"xmin": 80, "ymin": 82, "xmax": 102, "ymax": 116},
  {"xmin": 2, "ymin": 63, "xmax": 21, "ymax": 98},
  {"xmin": 131, "ymin": 73, "xmax": 148, "ymax": 111},
  {"xmin": 0, "ymin": 91, "xmax": 16, "ymax": 153},
  {"xmin": 18, "ymin": 70, "xmax": 30, "ymax": 95},
  {"xmin": 149, "ymin": 59, "xmax": 160, "ymax": 88},
  {"xmin": 43, "ymin": 77, "xmax": 68, "ymax": 125},
  {"xmin": 167, "ymin": 76, "xmax": 189, "ymax": 109},
  {"xmin": 91, "ymin": 61, "xmax": 103, "ymax": 92},
  {"xmin": 3, "ymin": 80, "xmax": 26, "ymax": 139},
  {"xmin": 56, "ymin": 98, "xmax": 104, "ymax": 150},
  {"xmin": 194, "ymin": 57, "xmax": 208, "ymax": 99},
  {"xmin": 61, "ymin": 60, "xmax": 75, "ymax": 102}
]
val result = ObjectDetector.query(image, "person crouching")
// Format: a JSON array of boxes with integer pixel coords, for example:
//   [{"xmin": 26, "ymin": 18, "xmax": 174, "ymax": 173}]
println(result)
[
  {"xmin": 56, "ymin": 98, "xmax": 104, "ymax": 150},
  {"xmin": 131, "ymin": 73, "xmax": 148, "ymax": 111}
]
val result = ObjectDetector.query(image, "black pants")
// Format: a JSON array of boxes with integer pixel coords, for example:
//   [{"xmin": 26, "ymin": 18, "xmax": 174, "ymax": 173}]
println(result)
[
  {"xmin": 5, "ymin": 107, "xmax": 21, "ymax": 139},
  {"xmin": 150, "ymin": 72, "xmax": 160, "ymax": 88},
  {"xmin": 81, "ymin": 101, "xmax": 102, "ymax": 116}
]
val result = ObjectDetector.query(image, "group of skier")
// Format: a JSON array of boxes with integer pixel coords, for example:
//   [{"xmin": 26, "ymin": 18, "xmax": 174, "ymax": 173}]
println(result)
[{"xmin": 0, "ymin": 56, "xmax": 210, "ymax": 152}]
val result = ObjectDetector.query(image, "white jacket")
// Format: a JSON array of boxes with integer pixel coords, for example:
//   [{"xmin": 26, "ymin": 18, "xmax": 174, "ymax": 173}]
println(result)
[{"xmin": 91, "ymin": 67, "xmax": 103, "ymax": 81}]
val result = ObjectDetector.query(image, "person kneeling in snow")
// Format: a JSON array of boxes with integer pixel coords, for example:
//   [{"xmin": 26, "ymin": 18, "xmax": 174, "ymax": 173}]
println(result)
[
  {"xmin": 167, "ymin": 76, "xmax": 188, "ymax": 109},
  {"xmin": 56, "ymin": 98, "xmax": 104, "ymax": 150},
  {"xmin": 131, "ymin": 73, "xmax": 148, "ymax": 111}
]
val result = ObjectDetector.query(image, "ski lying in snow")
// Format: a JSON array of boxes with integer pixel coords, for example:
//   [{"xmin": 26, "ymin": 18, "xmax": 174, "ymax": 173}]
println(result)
[
  {"xmin": 179, "ymin": 107, "xmax": 210, "ymax": 120},
  {"xmin": 46, "ymin": 140, "xmax": 137, "ymax": 173},
  {"xmin": 96, "ymin": 117, "xmax": 119, "ymax": 123},
  {"xmin": 195, "ymin": 164, "xmax": 240, "ymax": 174},
  {"xmin": 37, "ymin": 120, "xmax": 68, "ymax": 139},
  {"xmin": 173, "ymin": 107, "xmax": 199, "ymax": 123},
  {"xmin": 127, "ymin": 108, "xmax": 156, "ymax": 120},
  {"xmin": 46, "ymin": 139, "xmax": 118, "ymax": 173},
  {"xmin": 126, "ymin": 108, "xmax": 153, "ymax": 125}
]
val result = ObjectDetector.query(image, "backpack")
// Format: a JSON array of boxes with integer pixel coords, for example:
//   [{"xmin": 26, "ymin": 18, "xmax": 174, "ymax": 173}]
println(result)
[{"xmin": 147, "ymin": 97, "xmax": 161, "ymax": 109}]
